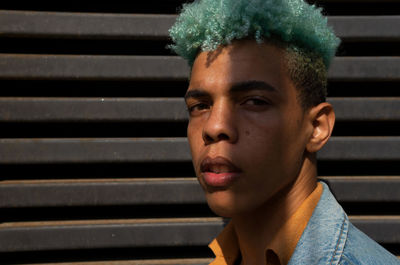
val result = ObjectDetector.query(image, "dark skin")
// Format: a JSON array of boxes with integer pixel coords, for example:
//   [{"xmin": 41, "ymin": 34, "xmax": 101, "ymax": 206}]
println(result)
[{"xmin": 185, "ymin": 40, "xmax": 335, "ymax": 265}]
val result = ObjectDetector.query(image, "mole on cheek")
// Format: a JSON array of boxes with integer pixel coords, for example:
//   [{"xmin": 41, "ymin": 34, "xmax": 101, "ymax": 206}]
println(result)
[{"xmin": 245, "ymin": 130, "xmax": 250, "ymax": 136}]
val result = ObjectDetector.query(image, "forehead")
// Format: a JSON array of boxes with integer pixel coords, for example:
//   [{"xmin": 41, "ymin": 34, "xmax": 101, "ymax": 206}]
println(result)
[{"xmin": 189, "ymin": 40, "xmax": 290, "ymax": 92}]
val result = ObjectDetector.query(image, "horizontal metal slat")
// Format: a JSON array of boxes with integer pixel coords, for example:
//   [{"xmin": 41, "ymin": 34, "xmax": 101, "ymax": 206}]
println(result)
[
  {"xmin": 0, "ymin": 137, "xmax": 399, "ymax": 164},
  {"xmin": 321, "ymin": 177, "xmax": 400, "ymax": 202},
  {"xmin": 0, "ymin": 138, "xmax": 190, "ymax": 164},
  {"xmin": 0, "ymin": 55, "xmax": 399, "ymax": 81},
  {"xmin": 0, "ymin": 218, "xmax": 225, "ymax": 252},
  {"xmin": 328, "ymin": 16, "xmax": 400, "ymax": 41},
  {"xmin": 0, "ymin": 55, "xmax": 189, "ymax": 81},
  {"xmin": 329, "ymin": 98, "xmax": 400, "ymax": 122},
  {"xmin": 0, "ymin": 11, "xmax": 175, "ymax": 40},
  {"xmin": 1, "ymin": 177, "xmax": 399, "ymax": 208},
  {"xmin": 318, "ymin": 137, "xmax": 400, "ymax": 161},
  {"xmin": 327, "ymin": 57, "xmax": 400, "ymax": 81},
  {"xmin": 0, "ymin": 217, "xmax": 398, "ymax": 252},
  {"xmin": 0, "ymin": 98, "xmax": 189, "ymax": 122},
  {"xmin": 351, "ymin": 216, "xmax": 400, "ymax": 244},
  {"xmin": 0, "ymin": 178, "xmax": 205, "ymax": 207},
  {"xmin": 316, "ymin": 0, "xmax": 400, "ymax": 3},
  {"xmin": 1, "ymin": 11, "xmax": 399, "ymax": 41},
  {"xmin": 20, "ymin": 259, "xmax": 213, "ymax": 265},
  {"xmin": 0, "ymin": 97, "xmax": 399, "ymax": 122}
]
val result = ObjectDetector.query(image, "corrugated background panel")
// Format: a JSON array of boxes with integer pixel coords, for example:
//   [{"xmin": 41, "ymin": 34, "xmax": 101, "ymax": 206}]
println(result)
[{"xmin": 0, "ymin": 0, "xmax": 399, "ymax": 263}]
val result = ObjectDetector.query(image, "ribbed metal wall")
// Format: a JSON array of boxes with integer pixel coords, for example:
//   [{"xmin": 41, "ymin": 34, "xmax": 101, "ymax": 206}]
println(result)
[{"xmin": 0, "ymin": 0, "xmax": 399, "ymax": 264}]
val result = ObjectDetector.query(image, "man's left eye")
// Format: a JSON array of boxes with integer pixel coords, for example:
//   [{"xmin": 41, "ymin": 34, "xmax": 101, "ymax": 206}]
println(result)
[{"xmin": 242, "ymin": 98, "xmax": 269, "ymax": 106}]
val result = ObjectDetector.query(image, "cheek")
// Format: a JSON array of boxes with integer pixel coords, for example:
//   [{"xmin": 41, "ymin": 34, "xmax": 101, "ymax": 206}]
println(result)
[
  {"xmin": 240, "ymin": 111, "xmax": 284, "ymax": 154},
  {"xmin": 239, "ymin": 115, "xmax": 284, "ymax": 171},
  {"xmin": 238, "ymin": 111, "xmax": 300, "ymax": 182},
  {"xmin": 187, "ymin": 120, "xmax": 204, "ymax": 169}
]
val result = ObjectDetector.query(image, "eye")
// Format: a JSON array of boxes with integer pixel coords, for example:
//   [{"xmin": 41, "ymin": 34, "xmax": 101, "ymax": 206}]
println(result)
[
  {"xmin": 242, "ymin": 97, "xmax": 270, "ymax": 106},
  {"xmin": 187, "ymin": 102, "xmax": 210, "ymax": 114}
]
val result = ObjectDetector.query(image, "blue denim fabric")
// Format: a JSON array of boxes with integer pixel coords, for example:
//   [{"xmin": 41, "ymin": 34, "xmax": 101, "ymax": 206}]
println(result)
[{"xmin": 288, "ymin": 181, "xmax": 399, "ymax": 265}]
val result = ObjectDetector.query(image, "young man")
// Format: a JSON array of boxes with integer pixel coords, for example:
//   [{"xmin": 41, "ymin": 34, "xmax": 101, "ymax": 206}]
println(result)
[{"xmin": 169, "ymin": 0, "xmax": 399, "ymax": 264}]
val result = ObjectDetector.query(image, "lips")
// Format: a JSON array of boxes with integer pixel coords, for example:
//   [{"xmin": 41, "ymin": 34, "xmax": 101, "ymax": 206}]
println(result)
[{"xmin": 200, "ymin": 156, "xmax": 242, "ymax": 187}]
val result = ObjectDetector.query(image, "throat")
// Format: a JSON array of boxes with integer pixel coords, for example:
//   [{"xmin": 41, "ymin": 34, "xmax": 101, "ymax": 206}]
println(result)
[{"xmin": 231, "ymin": 175, "xmax": 317, "ymax": 265}]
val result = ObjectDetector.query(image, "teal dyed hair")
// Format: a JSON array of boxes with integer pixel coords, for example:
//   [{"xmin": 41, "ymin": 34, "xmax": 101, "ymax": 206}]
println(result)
[{"xmin": 168, "ymin": 0, "xmax": 340, "ymax": 68}]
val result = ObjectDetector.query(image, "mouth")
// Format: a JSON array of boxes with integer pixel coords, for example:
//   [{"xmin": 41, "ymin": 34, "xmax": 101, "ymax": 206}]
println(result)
[{"xmin": 200, "ymin": 156, "xmax": 242, "ymax": 187}]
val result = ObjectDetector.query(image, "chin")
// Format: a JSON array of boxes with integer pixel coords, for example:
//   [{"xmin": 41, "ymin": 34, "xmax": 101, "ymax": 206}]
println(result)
[{"xmin": 205, "ymin": 191, "xmax": 244, "ymax": 217}]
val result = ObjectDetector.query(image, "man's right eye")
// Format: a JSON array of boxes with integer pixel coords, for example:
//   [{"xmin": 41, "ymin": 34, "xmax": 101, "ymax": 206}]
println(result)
[{"xmin": 187, "ymin": 103, "xmax": 210, "ymax": 114}]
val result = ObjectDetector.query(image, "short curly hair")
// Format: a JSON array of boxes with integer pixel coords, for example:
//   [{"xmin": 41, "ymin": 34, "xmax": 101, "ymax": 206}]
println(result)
[{"xmin": 168, "ymin": 0, "xmax": 341, "ymax": 109}]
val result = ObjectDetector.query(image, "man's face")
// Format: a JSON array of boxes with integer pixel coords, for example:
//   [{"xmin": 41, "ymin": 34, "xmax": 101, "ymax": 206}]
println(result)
[{"xmin": 185, "ymin": 40, "xmax": 311, "ymax": 217}]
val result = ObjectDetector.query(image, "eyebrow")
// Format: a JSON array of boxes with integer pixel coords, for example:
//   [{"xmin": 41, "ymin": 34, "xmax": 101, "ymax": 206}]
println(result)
[
  {"xmin": 184, "ymin": 80, "xmax": 277, "ymax": 100},
  {"xmin": 184, "ymin": 89, "xmax": 210, "ymax": 101}
]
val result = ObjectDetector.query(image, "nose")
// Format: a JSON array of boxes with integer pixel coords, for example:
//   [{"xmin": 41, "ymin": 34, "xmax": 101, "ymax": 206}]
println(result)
[{"xmin": 202, "ymin": 100, "xmax": 238, "ymax": 145}]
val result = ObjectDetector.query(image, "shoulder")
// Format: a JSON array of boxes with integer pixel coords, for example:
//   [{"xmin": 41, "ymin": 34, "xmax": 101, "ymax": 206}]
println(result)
[
  {"xmin": 288, "ymin": 182, "xmax": 400, "ymax": 265},
  {"xmin": 339, "ymin": 222, "xmax": 400, "ymax": 265}
]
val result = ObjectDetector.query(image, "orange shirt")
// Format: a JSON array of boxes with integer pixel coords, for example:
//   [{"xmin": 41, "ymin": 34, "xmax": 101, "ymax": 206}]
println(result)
[{"xmin": 208, "ymin": 182, "xmax": 323, "ymax": 265}]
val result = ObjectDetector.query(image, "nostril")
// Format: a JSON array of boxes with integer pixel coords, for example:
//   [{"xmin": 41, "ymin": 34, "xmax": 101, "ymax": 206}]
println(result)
[
  {"xmin": 203, "ymin": 132, "xmax": 230, "ymax": 145},
  {"xmin": 218, "ymin": 133, "xmax": 229, "ymax": 141},
  {"xmin": 203, "ymin": 134, "xmax": 214, "ymax": 144}
]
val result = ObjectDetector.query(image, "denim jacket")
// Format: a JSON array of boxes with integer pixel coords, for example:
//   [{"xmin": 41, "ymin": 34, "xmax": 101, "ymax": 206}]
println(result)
[{"xmin": 288, "ymin": 181, "xmax": 399, "ymax": 265}]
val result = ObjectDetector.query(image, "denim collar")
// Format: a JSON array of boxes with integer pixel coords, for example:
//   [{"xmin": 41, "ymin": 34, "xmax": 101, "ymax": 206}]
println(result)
[{"xmin": 288, "ymin": 181, "xmax": 349, "ymax": 265}]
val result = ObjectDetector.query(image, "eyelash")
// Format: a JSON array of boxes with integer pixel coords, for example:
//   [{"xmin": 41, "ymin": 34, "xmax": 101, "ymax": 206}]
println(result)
[
  {"xmin": 187, "ymin": 102, "xmax": 210, "ymax": 113},
  {"xmin": 242, "ymin": 97, "xmax": 270, "ymax": 106}
]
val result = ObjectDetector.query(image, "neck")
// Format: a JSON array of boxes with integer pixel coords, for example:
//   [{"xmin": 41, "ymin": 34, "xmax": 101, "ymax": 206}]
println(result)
[{"xmin": 232, "ymin": 155, "xmax": 317, "ymax": 265}]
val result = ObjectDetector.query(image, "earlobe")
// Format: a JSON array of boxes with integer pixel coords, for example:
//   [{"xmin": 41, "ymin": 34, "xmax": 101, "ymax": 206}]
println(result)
[{"xmin": 306, "ymin": 102, "xmax": 335, "ymax": 153}]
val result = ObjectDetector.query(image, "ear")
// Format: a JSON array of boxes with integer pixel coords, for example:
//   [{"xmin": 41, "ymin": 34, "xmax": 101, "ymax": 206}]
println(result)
[{"xmin": 306, "ymin": 102, "xmax": 335, "ymax": 153}]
